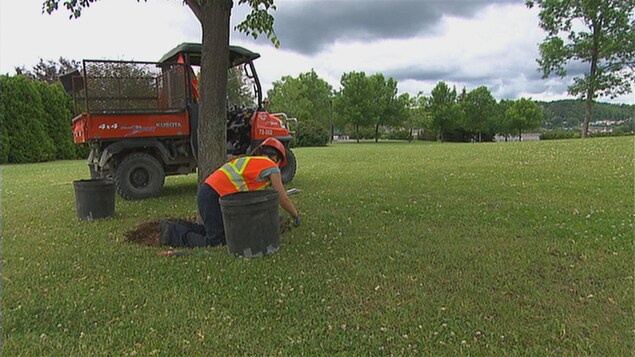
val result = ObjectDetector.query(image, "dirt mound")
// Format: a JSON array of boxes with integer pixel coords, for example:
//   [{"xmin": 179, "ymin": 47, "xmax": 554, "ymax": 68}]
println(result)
[
  {"xmin": 125, "ymin": 217, "xmax": 196, "ymax": 247},
  {"xmin": 125, "ymin": 220, "xmax": 162, "ymax": 246}
]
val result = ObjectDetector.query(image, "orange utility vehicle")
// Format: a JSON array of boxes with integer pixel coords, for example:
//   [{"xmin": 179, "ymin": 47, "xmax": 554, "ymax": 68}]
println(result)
[{"xmin": 62, "ymin": 43, "xmax": 297, "ymax": 199}]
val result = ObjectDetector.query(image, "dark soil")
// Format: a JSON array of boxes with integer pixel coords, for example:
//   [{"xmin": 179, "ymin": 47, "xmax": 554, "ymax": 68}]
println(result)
[
  {"xmin": 126, "ymin": 216, "xmax": 292, "ymax": 247},
  {"xmin": 125, "ymin": 220, "xmax": 162, "ymax": 246},
  {"xmin": 125, "ymin": 217, "xmax": 196, "ymax": 247}
]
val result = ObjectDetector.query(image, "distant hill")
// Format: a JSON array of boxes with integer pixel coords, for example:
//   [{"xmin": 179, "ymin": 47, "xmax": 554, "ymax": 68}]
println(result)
[{"xmin": 536, "ymin": 99, "xmax": 634, "ymax": 130}]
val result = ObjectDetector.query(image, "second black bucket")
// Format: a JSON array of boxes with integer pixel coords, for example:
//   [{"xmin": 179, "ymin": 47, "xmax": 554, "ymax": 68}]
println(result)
[
  {"xmin": 220, "ymin": 190, "xmax": 280, "ymax": 258},
  {"xmin": 73, "ymin": 179, "xmax": 116, "ymax": 221}
]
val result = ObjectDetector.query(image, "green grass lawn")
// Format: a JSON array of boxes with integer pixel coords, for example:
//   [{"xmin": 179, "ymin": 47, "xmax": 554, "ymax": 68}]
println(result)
[{"xmin": 2, "ymin": 137, "xmax": 633, "ymax": 356}]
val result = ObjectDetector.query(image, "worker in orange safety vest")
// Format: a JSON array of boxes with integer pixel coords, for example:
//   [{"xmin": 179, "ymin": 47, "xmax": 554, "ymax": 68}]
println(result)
[{"xmin": 160, "ymin": 137, "xmax": 301, "ymax": 247}]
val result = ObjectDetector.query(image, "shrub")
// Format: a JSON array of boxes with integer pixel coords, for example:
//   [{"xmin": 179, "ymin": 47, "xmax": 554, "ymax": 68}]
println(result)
[
  {"xmin": 0, "ymin": 75, "xmax": 82, "ymax": 163},
  {"xmin": 0, "ymin": 76, "xmax": 9, "ymax": 163},
  {"xmin": 34, "ymin": 81, "xmax": 77, "ymax": 160},
  {"xmin": 386, "ymin": 129, "xmax": 411, "ymax": 141},
  {"xmin": 418, "ymin": 130, "xmax": 437, "ymax": 141},
  {"xmin": 0, "ymin": 75, "xmax": 56, "ymax": 163},
  {"xmin": 348, "ymin": 126, "xmax": 376, "ymax": 140},
  {"xmin": 588, "ymin": 131, "xmax": 634, "ymax": 138},
  {"xmin": 540, "ymin": 131, "xmax": 580, "ymax": 140},
  {"xmin": 295, "ymin": 119, "xmax": 329, "ymax": 147}
]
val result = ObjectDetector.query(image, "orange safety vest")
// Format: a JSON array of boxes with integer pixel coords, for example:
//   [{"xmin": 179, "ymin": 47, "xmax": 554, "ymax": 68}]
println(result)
[{"xmin": 205, "ymin": 156, "xmax": 279, "ymax": 197}]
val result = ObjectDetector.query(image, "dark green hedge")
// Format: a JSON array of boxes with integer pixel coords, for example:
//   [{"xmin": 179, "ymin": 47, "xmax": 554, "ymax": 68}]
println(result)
[
  {"xmin": 1, "ymin": 75, "xmax": 79, "ymax": 164},
  {"xmin": 385, "ymin": 129, "xmax": 412, "ymax": 141},
  {"xmin": 540, "ymin": 130, "xmax": 633, "ymax": 140},
  {"xmin": 539, "ymin": 131, "xmax": 580, "ymax": 140}
]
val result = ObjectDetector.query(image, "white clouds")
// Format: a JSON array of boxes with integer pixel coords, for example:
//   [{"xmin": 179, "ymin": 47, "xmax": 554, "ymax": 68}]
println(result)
[
  {"xmin": 0, "ymin": 0, "xmax": 196, "ymax": 71},
  {"xmin": 1, "ymin": 0, "xmax": 632, "ymax": 104}
]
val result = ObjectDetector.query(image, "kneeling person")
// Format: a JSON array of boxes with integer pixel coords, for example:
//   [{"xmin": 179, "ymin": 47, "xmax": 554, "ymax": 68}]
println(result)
[{"xmin": 161, "ymin": 138, "xmax": 301, "ymax": 247}]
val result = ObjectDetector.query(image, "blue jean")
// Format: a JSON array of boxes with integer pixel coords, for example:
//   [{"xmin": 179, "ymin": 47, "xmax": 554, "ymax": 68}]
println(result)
[{"xmin": 167, "ymin": 183, "xmax": 226, "ymax": 247}]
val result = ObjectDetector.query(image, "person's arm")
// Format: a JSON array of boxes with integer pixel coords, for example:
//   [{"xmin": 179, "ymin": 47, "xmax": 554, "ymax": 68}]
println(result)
[{"xmin": 269, "ymin": 172, "xmax": 299, "ymax": 219}]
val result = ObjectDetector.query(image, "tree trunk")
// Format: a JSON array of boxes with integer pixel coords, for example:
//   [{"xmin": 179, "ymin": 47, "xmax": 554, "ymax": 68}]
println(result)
[
  {"xmin": 374, "ymin": 123, "xmax": 379, "ymax": 143},
  {"xmin": 518, "ymin": 129, "xmax": 522, "ymax": 141},
  {"xmin": 356, "ymin": 124, "xmax": 360, "ymax": 143},
  {"xmin": 582, "ymin": 16, "xmax": 601, "ymax": 139},
  {"xmin": 197, "ymin": 0, "xmax": 232, "ymax": 185},
  {"xmin": 583, "ymin": 96, "xmax": 593, "ymax": 138}
]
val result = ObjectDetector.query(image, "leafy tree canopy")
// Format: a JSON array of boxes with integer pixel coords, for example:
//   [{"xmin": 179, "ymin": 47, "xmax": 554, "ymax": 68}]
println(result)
[
  {"xmin": 505, "ymin": 98, "xmax": 544, "ymax": 140},
  {"xmin": 15, "ymin": 57, "xmax": 80, "ymax": 84},
  {"xmin": 429, "ymin": 81, "xmax": 462, "ymax": 141},
  {"xmin": 527, "ymin": 0, "xmax": 635, "ymax": 137},
  {"xmin": 267, "ymin": 69, "xmax": 333, "ymax": 129},
  {"xmin": 461, "ymin": 86, "xmax": 497, "ymax": 142},
  {"xmin": 334, "ymin": 71, "xmax": 373, "ymax": 142}
]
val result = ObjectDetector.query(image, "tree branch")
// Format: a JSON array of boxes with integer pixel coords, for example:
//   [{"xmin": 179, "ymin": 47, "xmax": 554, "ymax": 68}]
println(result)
[{"xmin": 184, "ymin": 0, "xmax": 202, "ymax": 22}]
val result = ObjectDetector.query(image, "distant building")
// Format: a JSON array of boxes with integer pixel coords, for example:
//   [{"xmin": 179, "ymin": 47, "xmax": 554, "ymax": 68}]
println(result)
[
  {"xmin": 495, "ymin": 133, "xmax": 541, "ymax": 142},
  {"xmin": 589, "ymin": 119, "xmax": 625, "ymax": 133}
]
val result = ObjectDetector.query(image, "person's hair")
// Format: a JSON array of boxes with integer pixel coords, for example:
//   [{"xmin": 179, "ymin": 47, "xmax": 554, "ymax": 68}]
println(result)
[{"xmin": 256, "ymin": 145, "xmax": 281, "ymax": 162}]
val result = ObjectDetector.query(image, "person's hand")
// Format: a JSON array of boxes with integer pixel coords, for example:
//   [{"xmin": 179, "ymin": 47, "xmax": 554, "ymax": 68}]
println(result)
[{"xmin": 293, "ymin": 215, "xmax": 302, "ymax": 227}]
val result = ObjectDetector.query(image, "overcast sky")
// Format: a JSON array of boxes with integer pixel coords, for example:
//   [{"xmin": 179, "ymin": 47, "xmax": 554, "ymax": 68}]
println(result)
[{"xmin": 1, "ymin": 0, "xmax": 633, "ymax": 104}]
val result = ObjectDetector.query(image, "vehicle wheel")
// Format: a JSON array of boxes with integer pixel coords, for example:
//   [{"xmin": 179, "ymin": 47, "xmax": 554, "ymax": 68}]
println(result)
[
  {"xmin": 115, "ymin": 153, "xmax": 165, "ymax": 200},
  {"xmin": 281, "ymin": 147, "xmax": 297, "ymax": 184}
]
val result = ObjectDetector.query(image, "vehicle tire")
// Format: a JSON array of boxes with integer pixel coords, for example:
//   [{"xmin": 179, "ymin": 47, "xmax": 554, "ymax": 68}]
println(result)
[
  {"xmin": 281, "ymin": 147, "xmax": 297, "ymax": 184},
  {"xmin": 115, "ymin": 153, "xmax": 165, "ymax": 200}
]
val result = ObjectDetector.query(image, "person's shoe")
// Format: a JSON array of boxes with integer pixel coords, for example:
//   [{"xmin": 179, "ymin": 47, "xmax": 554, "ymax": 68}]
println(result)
[{"xmin": 159, "ymin": 220, "xmax": 171, "ymax": 246}]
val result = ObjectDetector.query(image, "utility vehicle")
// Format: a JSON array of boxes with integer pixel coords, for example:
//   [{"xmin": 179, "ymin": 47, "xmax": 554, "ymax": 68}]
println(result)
[{"xmin": 62, "ymin": 43, "xmax": 297, "ymax": 199}]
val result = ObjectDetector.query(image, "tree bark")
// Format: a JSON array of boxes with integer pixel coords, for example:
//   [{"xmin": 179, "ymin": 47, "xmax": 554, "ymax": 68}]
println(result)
[
  {"xmin": 184, "ymin": 0, "xmax": 202, "ymax": 21},
  {"xmin": 583, "ymin": 93, "xmax": 593, "ymax": 139},
  {"xmin": 197, "ymin": 0, "xmax": 232, "ymax": 185},
  {"xmin": 582, "ymin": 15, "xmax": 602, "ymax": 139}
]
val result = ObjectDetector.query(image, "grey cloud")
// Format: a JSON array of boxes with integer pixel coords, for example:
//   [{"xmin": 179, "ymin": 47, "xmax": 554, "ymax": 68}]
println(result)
[
  {"xmin": 486, "ymin": 75, "xmax": 574, "ymax": 100},
  {"xmin": 524, "ymin": 67, "xmax": 545, "ymax": 81},
  {"xmin": 386, "ymin": 54, "xmax": 542, "ymax": 90},
  {"xmin": 386, "ymin": 66, "xmax": 454, "ymax": 82},
  {"xmin": 230, "ymin": 0, "xmax": 587, "ymax": 102},
  {"xmin": 522, "ymin": 60, "xmax": 589, "ymax": 80},
  {"xmin": 385, "ymin": 47, "xmax": 577, "ymax": 100},
  {"xmin": 393, "ymin": 69, "xmax": 576, "ymax": 101},
  {"xmin": 273, "ymin": 0, "xmax": 523, "ymax": 54},
  {"xmin": 564, "ymin": 61, "xmax": 589, "ymax": 77}
]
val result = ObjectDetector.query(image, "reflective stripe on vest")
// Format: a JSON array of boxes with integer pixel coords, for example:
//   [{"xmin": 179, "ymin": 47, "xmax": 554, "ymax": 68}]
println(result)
[
  {"xmin": 218, "ymin": 157, "xmax": 251, "ymax": 192},
  {"xmin": 205, "ymin": 156, "xmax": 277, "ymax": 196}
]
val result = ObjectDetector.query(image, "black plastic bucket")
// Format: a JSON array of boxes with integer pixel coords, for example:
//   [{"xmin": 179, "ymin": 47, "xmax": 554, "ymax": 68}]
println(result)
[
  {"xmin": 73, "ymin": 179, "xmax": 116, "ymax": 220},
  {"xmin": 220, "ymin": 190, "xmax": 280, "ymax": 258}
]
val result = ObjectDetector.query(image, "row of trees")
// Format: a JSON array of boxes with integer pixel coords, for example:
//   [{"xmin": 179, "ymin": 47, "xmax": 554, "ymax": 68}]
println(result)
[
  {"xmin": 14, "ymin": 57, "xmax": 81, "ymax": 84},
  {"xmin": 39, "ymin": 0, "xmax": 634, "ymax": 186},
  {"xmin": 5, "ymin": 58, "xmax": 628, "ymax": 164},
  {"xmin": 0, "ymin": 75, "xmax": 84, "ymax": 164},
  {"xmin": 267, "ymin": 69, "xmax": 544, "ymax": 144}
]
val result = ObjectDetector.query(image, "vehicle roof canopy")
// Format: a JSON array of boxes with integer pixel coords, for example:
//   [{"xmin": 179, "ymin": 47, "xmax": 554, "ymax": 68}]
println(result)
[{"xmin": 158, "ymin": 43, "xmax": 260, "ymax": 67}]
